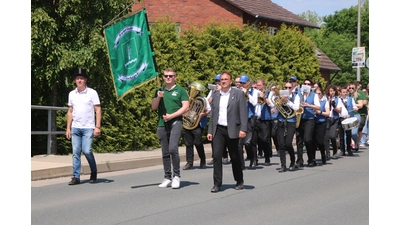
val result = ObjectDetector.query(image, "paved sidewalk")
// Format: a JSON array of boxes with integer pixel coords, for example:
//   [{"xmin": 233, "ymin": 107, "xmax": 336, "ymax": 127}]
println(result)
[{"xmin": 31, "ymin": 144, "xmax": 214, "ymax": 181}]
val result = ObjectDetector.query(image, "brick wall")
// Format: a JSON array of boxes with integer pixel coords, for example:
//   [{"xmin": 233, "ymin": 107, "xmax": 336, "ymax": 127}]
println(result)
[{"xmin": 134, "ymin": 0, "xmax": 243, "ymax": 32}]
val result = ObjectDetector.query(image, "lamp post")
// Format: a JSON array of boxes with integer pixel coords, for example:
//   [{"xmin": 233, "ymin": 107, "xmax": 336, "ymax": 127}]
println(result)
[{"xmin": 356, "ymin": 0, "xmax": 361, "ymax": 81}]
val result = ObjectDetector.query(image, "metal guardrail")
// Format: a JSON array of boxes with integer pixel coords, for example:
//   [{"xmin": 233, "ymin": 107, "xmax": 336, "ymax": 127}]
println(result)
[{"xmin": 31, "ymin": 105, "xmax": 69, "ymax": 155}]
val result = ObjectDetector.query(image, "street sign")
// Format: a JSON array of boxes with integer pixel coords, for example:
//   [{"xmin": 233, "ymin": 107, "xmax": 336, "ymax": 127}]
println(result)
[{"xmin": 352, "ymin": 47, "xmax": 365, "ymax": 68}]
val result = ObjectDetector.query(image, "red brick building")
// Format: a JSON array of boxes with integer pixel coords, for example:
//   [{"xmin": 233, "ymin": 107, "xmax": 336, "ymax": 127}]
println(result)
[{"xmin": 133, "ymin": 0, "xmax": 340, "ymax": 82}]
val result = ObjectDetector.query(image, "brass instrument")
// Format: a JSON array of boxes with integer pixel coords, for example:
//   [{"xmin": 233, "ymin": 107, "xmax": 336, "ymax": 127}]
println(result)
[
  {"xmin": 258, "ymin": 82, "xmax": 275, "ymax": 105},
  {"xmin": 271, "ymin": 84, "xmax": 296, "ymax": 118},
  {"xmin": 183, "ymin": 81, "xmax": 207, "ymax": 130},
  {"xmin": 296, "ymin": 86, "xmax": 308, "ymax": 128}
]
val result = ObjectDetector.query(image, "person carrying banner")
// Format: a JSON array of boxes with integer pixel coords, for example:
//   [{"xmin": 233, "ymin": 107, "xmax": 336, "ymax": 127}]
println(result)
[{"xmin": 151, "ymin": 68, "xmax": 189, "ymax": 189}]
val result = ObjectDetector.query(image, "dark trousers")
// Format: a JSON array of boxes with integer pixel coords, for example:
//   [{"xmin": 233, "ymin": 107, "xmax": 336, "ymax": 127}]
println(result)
[
  {"xmin": 258, "ymin": 119, "xmax": 272, "ymax": 163},
  {"xmin": 296, "ymin": 119, "xmax": 316, "ymax": 164},
  {"xmin": 157, "ymin": 121, "xmax": 182, "ymax": 179},
  {"xmin": 313, "ymin": 121, "xmax": 327, "ymax": 163},
  {"xmin": 213, "ymin": 125, "xmax": 243, "ymax": 187},
  {"xmin": 239, "ymin": 117, "xmax": 257, "ymax": 167},
  {"xmin": 339, "ymin": 118, "xmax": 352, "ymax": 153},
  {"xmin": 324, "ymin": 118, "xmax": 339, "ymax": 156},
  {"xmin": 184, "ymin": 126, "xmax": 206, "ymax": 165},
  {"xmin": 277, "ymin": 121, "xmax": 296, "ymax": 167}
]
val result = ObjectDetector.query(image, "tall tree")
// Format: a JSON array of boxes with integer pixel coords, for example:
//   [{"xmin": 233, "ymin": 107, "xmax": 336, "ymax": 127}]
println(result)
[{"xmin": 31, "ymin": 0, "xmax": 137, "ymax": 154}]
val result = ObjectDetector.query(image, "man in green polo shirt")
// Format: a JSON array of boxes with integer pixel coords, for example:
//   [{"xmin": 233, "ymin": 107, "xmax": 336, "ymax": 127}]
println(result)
[
  {"xmin": 151, "ymin": 67, "xmax": 189, "ymax": 189},
  {"xmin": 348, "ymin": 82, "xmax": 367, "ymax": 152}
]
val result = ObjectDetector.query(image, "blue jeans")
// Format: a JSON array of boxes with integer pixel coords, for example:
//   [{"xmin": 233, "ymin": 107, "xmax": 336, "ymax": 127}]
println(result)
[
  {"xmin": 157, "ymin": 121, "xmax": 183, "ymax": 179},
  {"xmin": 361, "ymin": 118, "xmax": 369, "ymax": 144},
  {"xmin": 71, "ymin": 127, "xmax": 97, "ymax": 178},
  {"xmin": 351, "ymin": 114, "xmax": 360, "ymax": 147}
]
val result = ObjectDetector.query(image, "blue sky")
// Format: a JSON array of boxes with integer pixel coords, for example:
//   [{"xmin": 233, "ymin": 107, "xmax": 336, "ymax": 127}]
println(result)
[{"xmin": 271, "ymin": 0, "xmax": 359, "ymax": 17}]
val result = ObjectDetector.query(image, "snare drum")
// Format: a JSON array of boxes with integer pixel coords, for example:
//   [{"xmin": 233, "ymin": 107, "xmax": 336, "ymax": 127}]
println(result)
[{"xmin": 341, "ymin": 117, "xmax": 359, "ymax": 130}]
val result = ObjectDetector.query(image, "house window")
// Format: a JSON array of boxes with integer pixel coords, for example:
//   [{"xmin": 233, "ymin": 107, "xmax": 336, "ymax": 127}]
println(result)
[{"xmin": 268, "ymin": 27, "xmax": 277, "ymax": 36}]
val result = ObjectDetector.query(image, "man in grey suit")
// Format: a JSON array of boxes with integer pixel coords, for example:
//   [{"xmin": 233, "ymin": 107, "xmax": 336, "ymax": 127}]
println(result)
[{"xmin": 207, "ymin": 72, "xmax": 248, "ymax": 193}]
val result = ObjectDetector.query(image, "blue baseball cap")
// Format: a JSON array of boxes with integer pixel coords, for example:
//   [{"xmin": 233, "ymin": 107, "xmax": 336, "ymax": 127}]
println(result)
[
  {"xmin": 289, "ymin": 76, "xmax": 297, "ymax": 82},
  {"xmin": 215, "ymin": 74, "xmax": 221, "ymax": 81},
  {"xmin": 239, "ymin": 75, "xmax": 249, "ymax": 83}
]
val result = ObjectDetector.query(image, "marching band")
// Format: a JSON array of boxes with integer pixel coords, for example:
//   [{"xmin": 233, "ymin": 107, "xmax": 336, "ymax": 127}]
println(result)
[{"xmin": 185, "ymin": 74, "xmax": 368, "ymax": 173}]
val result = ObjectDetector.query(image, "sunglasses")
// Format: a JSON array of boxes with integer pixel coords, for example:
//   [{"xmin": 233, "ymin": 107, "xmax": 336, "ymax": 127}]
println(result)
[
  {"xmin": 285, "ymin": 86, "xmax": 292, "ymax": 89},
  {"xmin": 164, "ymin": 75, "xmax": 175, "ymax": 78},
  {"xmin": 316, "ymin": 92, "xmax": 322, "ymax": 95},
  {"xmin": 348, "ymin": 87, "xmax": 355, "ymax": 90},
  {"xmin": 215, "ymin": 79, "xmax": 220, "ymax": 82},
  {"xmin": 304, "ymin": 83, "xmax": 311, "ymax": 85},
  {"xmin": 240, "ymin": 82, "xmax": 246, "ymax": 84}
]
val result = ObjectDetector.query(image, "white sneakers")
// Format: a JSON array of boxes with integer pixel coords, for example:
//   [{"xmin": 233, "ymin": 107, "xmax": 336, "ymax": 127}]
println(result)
[
  {"xmin": 158, "ymin": 179, "xmax": 171, "ymax": 188},
  {"xmin": 159, "ymin": 176, "xmax": 180, "ymax": 189},
  {"xmin": 171, "ymin": 176, "xmax": 180, "ymax": 189}
]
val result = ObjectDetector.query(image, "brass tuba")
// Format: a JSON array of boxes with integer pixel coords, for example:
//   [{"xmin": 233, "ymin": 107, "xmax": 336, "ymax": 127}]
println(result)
[
  {"xmin": 183, "ymin": 81, "xmax": 207, "ymax": 130},
  {"xmin": 271, "ymin": 84, "xmax": 296, "ymax": 118}
]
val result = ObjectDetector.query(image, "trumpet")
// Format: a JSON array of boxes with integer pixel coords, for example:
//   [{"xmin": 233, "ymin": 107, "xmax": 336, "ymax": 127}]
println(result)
[{"xmin": 257, "ymin": 81, "xmax": 275, "ymax": 105}]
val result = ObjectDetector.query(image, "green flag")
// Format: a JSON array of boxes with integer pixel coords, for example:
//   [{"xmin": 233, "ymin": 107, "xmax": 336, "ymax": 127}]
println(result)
[{"xmin": 104, "ymin": 9, "xmax": 158, "ymax": 100}]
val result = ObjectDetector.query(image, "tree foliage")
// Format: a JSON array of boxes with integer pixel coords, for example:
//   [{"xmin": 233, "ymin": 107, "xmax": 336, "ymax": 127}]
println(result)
[{"xmin": 301, "ymin": 0, "xmax": 369, "ymax": 88}]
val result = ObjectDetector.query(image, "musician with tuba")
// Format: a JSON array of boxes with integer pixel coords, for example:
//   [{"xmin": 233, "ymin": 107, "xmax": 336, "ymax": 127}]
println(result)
[
  {"xmin": 270, "ymin": 81, "xmax": 300, "ymax": 172},
  {"xmin": 294, "ymin": 78, "xmax": 321, "ymax": 168},
  {"xmin": 238, "ymin": 75, "xmax": 261, "ymax": 168},
  {"xmin": 182, "ymin": 81, "xmax": 211, "ymax": 170}
]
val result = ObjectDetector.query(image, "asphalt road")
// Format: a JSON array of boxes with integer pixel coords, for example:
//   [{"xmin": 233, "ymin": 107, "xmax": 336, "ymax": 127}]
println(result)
[{"xmin": 32, "ymin": 150, "xmax": 369, "ymax": 225}]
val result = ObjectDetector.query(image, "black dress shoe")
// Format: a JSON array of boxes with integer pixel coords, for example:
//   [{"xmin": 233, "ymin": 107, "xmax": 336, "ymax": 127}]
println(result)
[
  {"xmin": 207, "ymin": 159, "xmax": 214, "ymax": 165},
  {"xmin": 347, "ymin": 151, "xmax": 354, "ymax": 156},
  {"xmin": 89, "ymin": 172, "xmax": 97, "ymax": 183},
  {"xmin": 288, "ymin": 162, "xmax": 295, "ymax": 171},
  {"xmin": 200, "ymin": 162, "xmax": 206, "ymax": 169},
  {"xmin": 249, "ymin": 160, "xmax": 254, "ymax": 168},
  {"xmin": 295, "ymin": 163, "xmax": 304, "ymax": 168},
  {"xmin": 307, "ymin": 162, "xmax": 314, "ymax": 167},
  {"xmin": 211, "ymin": 185, "xmax": 220, "ymax": 193},
  {"xmin": 69, "ymin": 177, "xmax": 80, "ymax": 185},
  {"xmin": 278, "ymin": 166, "xmax": 287, "ymax": 173},
  {"xmin": 183, "ymin": 163, "xmax": 193, "ymax": 170},
  {"xmin": 326, "ymin": 154, "xmax": 331, "ymax": 161},
  {"xmin": 235, "ymin": 182, "xmax": 244, "ymax": 190}
]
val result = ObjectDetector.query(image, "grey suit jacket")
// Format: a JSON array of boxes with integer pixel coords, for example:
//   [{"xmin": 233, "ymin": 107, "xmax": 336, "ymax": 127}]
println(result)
[{"xmin": 208, "ymin": 87, "xmax": 248, "ymax": 139}]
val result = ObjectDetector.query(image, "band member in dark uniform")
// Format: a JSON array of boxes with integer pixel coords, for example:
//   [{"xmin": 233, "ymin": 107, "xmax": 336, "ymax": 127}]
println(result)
[
  {"xmin": 313, "ymin": 87, "xmax": 329, "ymax": 164},
  {"xmin": 238, "ymin": 75, "xmax": 260, "ymax": 168},
  {"xmin": 271, "ymin": 82, "xmax": 300, "ymax": 172},
  {"xmin": 295, "ymin": 78, "xmax": 320, "ymax": 167}
]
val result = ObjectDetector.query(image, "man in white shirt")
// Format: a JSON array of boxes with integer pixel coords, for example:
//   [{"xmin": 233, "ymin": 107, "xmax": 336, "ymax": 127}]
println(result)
[{"xmin": 66, "ymin": 68, "xmax": 102, "ymax": 185}]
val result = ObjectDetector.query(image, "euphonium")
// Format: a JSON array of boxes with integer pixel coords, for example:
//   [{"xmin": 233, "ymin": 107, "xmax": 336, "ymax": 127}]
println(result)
[
  {"xmin": 271, "ymin": 84, "xmax": 296, "ymax": 118},
  {"xmin": 183, "ymin": 81, "xmax": 207, "ymax": 130}
]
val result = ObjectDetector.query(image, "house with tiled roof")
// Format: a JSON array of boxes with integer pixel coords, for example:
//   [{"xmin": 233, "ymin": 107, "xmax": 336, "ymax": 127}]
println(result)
[{"xmin": 133, "ymin": 0, "xmax": 340, "ymax": 83}]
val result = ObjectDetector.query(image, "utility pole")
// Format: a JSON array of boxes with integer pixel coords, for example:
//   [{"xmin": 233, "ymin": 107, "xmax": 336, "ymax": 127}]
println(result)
[{"xmin": 356, "ymin": 0, "xmax": 361, "ymax": 81}]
